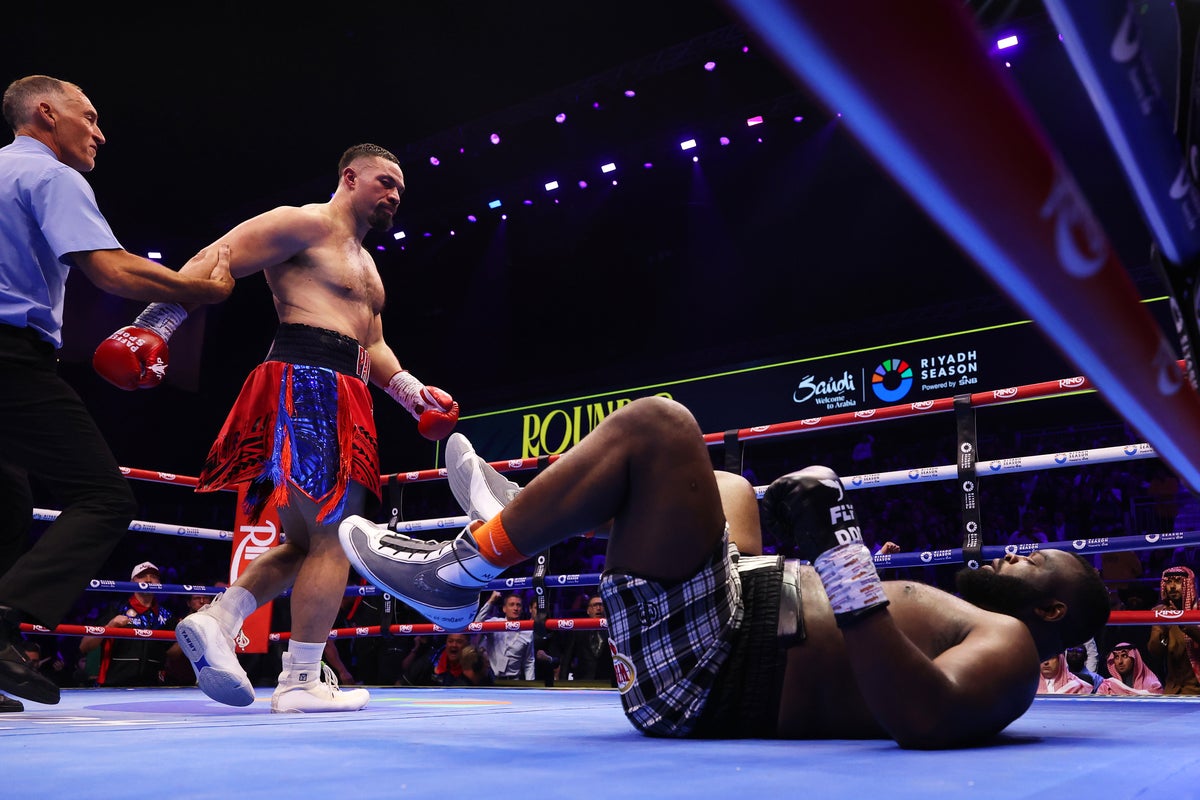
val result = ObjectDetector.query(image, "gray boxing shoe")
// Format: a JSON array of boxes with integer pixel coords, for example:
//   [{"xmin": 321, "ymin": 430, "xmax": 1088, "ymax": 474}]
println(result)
[
  {"xmin": 445, "ymin": 432, "xmax": 521, "ymax": 521},
  {"xmin": 338, "ymin": 515, "xmax": 503, "ymax": 631}
]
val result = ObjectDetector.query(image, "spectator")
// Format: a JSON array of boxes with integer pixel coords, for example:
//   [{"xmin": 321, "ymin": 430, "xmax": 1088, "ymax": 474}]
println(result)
[
  {"xmin": 1007, "ymin": 511, "xmax": 1049, "ymax": 547},
  {"xmin": 164, "ymin": 591, "xmax": 216, "ymax": 685},
  {"xmin": 1147, "ymin": 566, "xmax": 1200, "ymax": 695},
  {"xmin": 1145, "ymin": 464, "xmax": 1181, "ymax": 535},
  {"xmin": 1096, "ymin": 642, "xmax": 1163, "ymax": 696},
  {"xmin": 1064, "ymin": 645, "xmax": 1102, "ymax": 693},
  {"xmin": 851, "ymin": 434, "xmax": 875, "ymax": 468},
  {"xmin": 530, "ymin": 603, "xmax": 560, "ymax": 684},
  {"xmin": 432, "ymin": 633, "xmax": 494, "ymax": 687},
  {"xmin": 1036, "ymin": 653, "xmax": 1092, "ymax": 694},
  {"xmin": 396, "ymin": 635, "xmax": 439, "ymax": 686},
  {"xmin": 473, "ymin": 592, "xmax": 534, "ymax": 680},
  {"xmin": 324, "ymin": 595, "xmax": 364, "ymax": 687},
  {"xmin": 1099, "ymin": 550, "xmax": 1144, "ymax": 608},
  {"xmin": 559, "ymin": 595, "xmax": 615, "ymax": 686},
  {"xmin": 78, "ymin": 562, "xmax": 175, "ymax": 686},
  {"xmin": 1104, "ymin": 583, "xmax": 1159, "ymax": 679},
  {"xmin": 22, "ymin": 639, "xmax": 74, "ymax": 689}
]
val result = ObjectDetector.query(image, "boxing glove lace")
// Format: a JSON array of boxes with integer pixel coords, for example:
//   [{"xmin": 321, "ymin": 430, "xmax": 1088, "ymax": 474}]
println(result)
[
  {"xmin": 385, "ymin": 370, "xmax": 459, "ymax": 440},
  {"xmin": 762, "ymin": 466, "xmax": 889, "ymax": 627}
]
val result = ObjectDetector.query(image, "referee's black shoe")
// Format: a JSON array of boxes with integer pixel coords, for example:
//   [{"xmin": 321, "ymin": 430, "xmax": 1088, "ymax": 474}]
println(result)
[{"xmin": 0, "ymin": 606, "xmax": 59, "ymax": 705}]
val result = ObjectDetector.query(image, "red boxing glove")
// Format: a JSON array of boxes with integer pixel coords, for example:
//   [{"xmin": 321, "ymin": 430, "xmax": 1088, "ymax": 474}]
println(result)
[
  {"xmin": 416, "ymin": 385, "xmax": 460, "ymax": 440},
  {"xmin": 386, "ymin": 371, "xmax": 460, "ymax": 440},
  {"xmin": 93, "ymin": 327, "xmax": 168, "ymax": 390},
  {"xmin": 92, "ymin": 303, "xmax": 187, "ymax": 391}
]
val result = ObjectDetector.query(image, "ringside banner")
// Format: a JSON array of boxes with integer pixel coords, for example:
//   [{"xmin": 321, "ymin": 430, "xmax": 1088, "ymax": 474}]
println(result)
[{"xmin": 453, "ymin": 306, "xmax": 1171, "ymax": 461}]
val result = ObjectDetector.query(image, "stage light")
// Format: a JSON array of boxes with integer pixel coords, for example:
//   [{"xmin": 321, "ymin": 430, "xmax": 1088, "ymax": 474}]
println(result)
[
  {"xmin": 545, "ymin": 180, "xmax": 559, "ymax": 191},
  {"xmin": 555, "ymin": 113, "xmax": 566, "ymax": 123},
  {"xmin": 704, "ymin": 61, "xmax": 716, "ymax": 71},
  {"xmin": 429, "ymin": 156, "xmax": 440, "ymax": 166},
  {"xmin": 793, "ymin": 116, "xmax": 804, "ymax": 123},
  {"xmin": 488, "ymin": 199, "xmax": 502, "ymax": 209},
  {"xmin": 746, "ymin": 115, "xmax": 763, "ymax": 126},
  {"xmin": 393, "ymin": 231, "xmax": 406, "ymax": 240},
  {"xmin": 719, "ymin": 137, "xmax": 730, "ymax": 146},
  {"xmin": 680, "ymin": 139, "xmax": 697, "ymax": 150},
  {"xmin": 643, "ymin": 162, "xmax": 653, "ymax": 169},
  {"xmin": 578, "ymin": 180, "xmax": 588, "ymax": 189},
  {"xmin": 997, "ymin": 35, "xmax": 1018, "ymax": 50},
  {"xmin": 147, "ymin": 251, "xmax": 162, "ymax": 260},
  {"xmin": 624, "ymin": 89, "xmax": 636, "ymax": 98},
  {"xmin": 490, "ymin": 133, "xmax": 501, "ymax": 145},
  {"xmin": 600, "ymin": 162, "xmax": 616, "ymax": 173}
]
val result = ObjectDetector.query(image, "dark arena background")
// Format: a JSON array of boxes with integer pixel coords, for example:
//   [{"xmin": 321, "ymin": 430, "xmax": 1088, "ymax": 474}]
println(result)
[{"xmin": 8, "ymin": 3, "xmax": 1200, "ymax": 797}]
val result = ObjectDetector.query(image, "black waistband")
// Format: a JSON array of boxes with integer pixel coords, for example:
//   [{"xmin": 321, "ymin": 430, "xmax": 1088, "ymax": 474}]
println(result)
[
  {"xmin": 0, "ymin": 323, "xmax": 50, "ymax": 344},
  {"xmin": 0, "ymin": 323, "xmax": 55, "ymax": 357},
  {"xmin": 265, "ymin": 323, "xmax": 370, "ymax": 382}
]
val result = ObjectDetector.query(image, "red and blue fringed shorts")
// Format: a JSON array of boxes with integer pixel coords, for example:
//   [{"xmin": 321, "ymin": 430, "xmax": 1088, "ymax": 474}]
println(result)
[{"xmin": 196, "ymin": 324, "xmax": 380, "ymax": 524}]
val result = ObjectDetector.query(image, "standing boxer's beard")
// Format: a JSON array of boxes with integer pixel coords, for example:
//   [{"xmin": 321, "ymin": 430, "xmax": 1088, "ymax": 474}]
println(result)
[{"xmin": 369, "ymin": 205, "xmax": 395, "ymax": 232}]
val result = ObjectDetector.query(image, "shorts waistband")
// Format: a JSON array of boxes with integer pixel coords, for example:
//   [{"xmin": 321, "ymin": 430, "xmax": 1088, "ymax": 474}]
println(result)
[{"xmin": 265, "ymin": 323, "xmax": 370, "ymax": 382}]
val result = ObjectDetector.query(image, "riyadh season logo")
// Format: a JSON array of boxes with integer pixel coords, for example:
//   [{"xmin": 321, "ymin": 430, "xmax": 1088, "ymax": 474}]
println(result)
[{"xmin": 872, "ymin": 358, "xmax": 913, "ymax": 403}]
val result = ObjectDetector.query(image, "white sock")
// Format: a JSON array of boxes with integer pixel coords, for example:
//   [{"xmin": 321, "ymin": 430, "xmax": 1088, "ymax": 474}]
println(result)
[
  {"xmin": 287, "ymin": 640, "xmax": 326, "ymax": 673},
  {"xmin": 208, "ymin": 586, "xmax": 257, "ymax": 638}
]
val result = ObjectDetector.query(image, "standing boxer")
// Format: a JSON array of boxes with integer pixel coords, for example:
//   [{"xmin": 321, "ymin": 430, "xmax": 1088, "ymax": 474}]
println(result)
[
  {"xmin": 341, "ymin": 396, "xmax": 1110, "ymax": 746},
  {"xmin": 136, "ymin": 143, "xmax": 458, "ymax": 712},
  {"xmin": 0, "ymin": 75, "xmax": 232, "ymax": 706}
]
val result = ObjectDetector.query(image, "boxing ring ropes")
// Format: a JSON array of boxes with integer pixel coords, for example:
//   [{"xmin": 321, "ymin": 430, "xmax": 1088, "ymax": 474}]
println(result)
[{"xmin": 20, "ymin": 363, "xmax": 1200, "ymax": 652}]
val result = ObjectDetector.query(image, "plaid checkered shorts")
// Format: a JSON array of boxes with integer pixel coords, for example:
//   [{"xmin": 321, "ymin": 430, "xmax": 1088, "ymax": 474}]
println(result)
[{"xmin": 600, "ymin": 530, "xmax": 745, "ymax": 737}]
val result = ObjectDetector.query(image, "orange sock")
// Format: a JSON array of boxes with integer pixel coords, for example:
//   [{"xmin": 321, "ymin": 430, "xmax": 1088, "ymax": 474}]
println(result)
[{"xmin": 470, "ymin": 515, "xmax": 529, "ymax": 568}]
